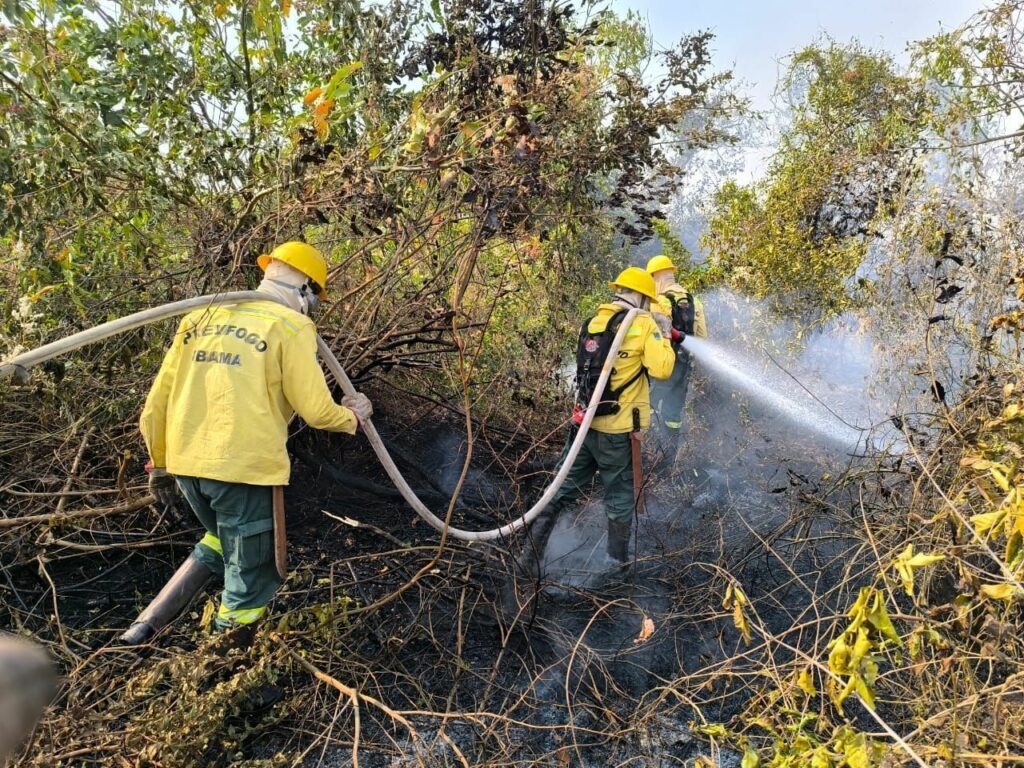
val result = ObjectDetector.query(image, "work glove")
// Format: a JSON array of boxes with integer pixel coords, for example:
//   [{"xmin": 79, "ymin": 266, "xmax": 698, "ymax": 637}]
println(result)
[
  {"xmin": 147, "ymin": 467, "xmax": 179, "ymax": 508},
  {"xmin": 342, "ymin": 392, "xmax": 373, "ymax": 427},
  {"xmin": 669, "ymin": 326, "xmax": 685, "ymax": 352},
  {"xmin": 652, "ymin": 312, "xmax": 673, "ymax": 337}
]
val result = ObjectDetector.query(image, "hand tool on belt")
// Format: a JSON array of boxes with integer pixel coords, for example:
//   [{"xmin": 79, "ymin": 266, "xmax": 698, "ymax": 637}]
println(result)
[{"xmin": 273, "ymin": 486, "xmax": 287, "ymax": 580}]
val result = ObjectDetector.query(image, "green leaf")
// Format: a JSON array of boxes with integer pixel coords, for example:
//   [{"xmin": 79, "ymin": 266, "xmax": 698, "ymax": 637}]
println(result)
[
  {"xmin": 695, "ymin": 723, "xmax": 728, "ymax": 739},
  {"xmin": 324, "ymin": 60, "xmax": 364, "ymax": 100}
]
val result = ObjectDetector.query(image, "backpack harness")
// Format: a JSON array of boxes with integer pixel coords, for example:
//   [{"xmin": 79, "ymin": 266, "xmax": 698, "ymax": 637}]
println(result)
[{"xmin": 574, "ymin": 309, "xmax": 648, "ymax": 420}]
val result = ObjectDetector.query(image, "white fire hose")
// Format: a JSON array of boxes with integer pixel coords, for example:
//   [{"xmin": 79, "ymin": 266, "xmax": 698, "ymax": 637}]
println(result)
[{"xmin": 0, "ymin": 292, "xmax": 639, "ymax": 543}]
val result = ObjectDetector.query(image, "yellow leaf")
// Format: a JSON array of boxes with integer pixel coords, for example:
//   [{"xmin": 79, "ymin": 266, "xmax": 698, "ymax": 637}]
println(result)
[
  {"xmin": 723, "ymin": 582, "xmax": 752, "ymax": 644},
  {"xmin": 990, "ymin": 465, "xmax": 1011, "ymax": 492},
  {"xmin": 634, "ymin": 616, "xmax": 655, "ymax": 645},
  {"xmin": 867, "ymin": 592, "xmax": 901, "ymax": 646},
  {"xmin": 281, "ymin": 0, "xmax": 292, "ymax": 15},
  {"xmin": 304, "ymin": 86, "xmax": 324, "ymax": 105},
  {"xmin": 796, "ymin": 667, "xmax": 817, "ymax": 696},
  {"xmin": 892, "ymin": 545, "xmax": 942, "ymax": 598},
  {"xmin": 851, "ymin": 626, "xmax": 871, "ymax": 661},
  {"xmin": 27, "ymin": 284, "xmax": 57, "ymax": 302},
  {"xmin": 214, "ymin": 2, "xmax": 228, "ymax": 19},
  {"xmin": 828, "ymin": 635, "xmax": 851, "ymax": 674},
  {"xmin": 460, "ymin": 120, "xmax": 485, "ymax": 139},
  {"xmin": 980, "ymin": 583, "xmax": 1022, "ymax": 601},
  {"xmin": 1007, "ymin": 531, "xmax": 1023, "ymax": 567},
  {"xmin": 741, "ymin": 747, "xmax": 760, "ymax": 768},
  {"xmin": 838, "ymin": 728, "xmax": 876, "ymax": 768},
  {"xmin": 199, "ymin": 598, "xmax": 216, "ymax": 628},
  {"xmin": 971, "ymin": 509, "xmax": 1006, "ymax": 536}
]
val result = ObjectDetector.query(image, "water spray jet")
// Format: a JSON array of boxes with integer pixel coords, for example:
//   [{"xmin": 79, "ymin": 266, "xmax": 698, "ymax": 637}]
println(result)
[{"xmin": 681, "ymin": 336, "xmax": 870, "ymax": 451}]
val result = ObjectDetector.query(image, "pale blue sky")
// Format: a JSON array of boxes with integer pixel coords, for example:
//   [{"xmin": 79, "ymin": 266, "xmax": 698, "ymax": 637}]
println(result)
[{"xmin": 610, "ymin": 0, "xmax": 986, "ymax": 112}]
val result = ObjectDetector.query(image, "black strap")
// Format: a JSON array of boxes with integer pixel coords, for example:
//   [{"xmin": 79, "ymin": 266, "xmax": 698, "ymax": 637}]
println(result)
[
  {"xmin": 588, "ymin": 308, "xmax": 648, "ymax": 404},
  {"xmin": 609, "ymin": 366, "xmax": 647, "ymax": 399},
  {"xmin": 606, "ymin": 308, "xmax": 628, "ymax": 334},
  {"xmin": 580, "ymin": 308, "xmax": 628, "ymax": 343}
]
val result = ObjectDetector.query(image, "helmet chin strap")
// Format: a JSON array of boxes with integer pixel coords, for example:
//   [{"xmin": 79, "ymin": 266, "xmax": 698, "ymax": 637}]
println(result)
[
  {"xmin": 614, "ymin": 293, "xmax": 638, "ymax": 308},
  {"xmin": 614, "ymin": 291, "xmax": 650, "ymax": 311}
]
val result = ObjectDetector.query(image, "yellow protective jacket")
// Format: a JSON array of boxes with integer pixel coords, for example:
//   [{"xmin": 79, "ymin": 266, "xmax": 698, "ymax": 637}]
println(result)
[
  {"xmin": 652, "ymin": 283, "xmax": 708, "ymax": 338},
  {"xmin": 140, "ymin": 300, "xmax": 357, "ymax": 486},
  {"xmin": 588, "ymin": 303, "xmax": 676, "ymax": 434}
]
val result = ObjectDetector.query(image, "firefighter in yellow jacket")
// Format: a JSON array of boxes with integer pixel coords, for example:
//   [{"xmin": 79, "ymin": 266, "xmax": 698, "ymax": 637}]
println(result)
[
  {"xmin": 646, "ymin": 254, "xmax": 707, "ymax": 454},
  {"xmin": 120, "ymin": 242, "xmax": 372, "ymax": 646},
  {"xmin": 522, "ymin": 267, "xmax": 676, "ymax": 571}
]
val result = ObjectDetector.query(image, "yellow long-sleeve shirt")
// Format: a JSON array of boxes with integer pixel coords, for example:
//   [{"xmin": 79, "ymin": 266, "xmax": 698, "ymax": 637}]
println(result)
[
  {"xmin": 140, "ymin": 300, "xmax": 357, "ymax": 486},
  {"xmin": 652, "ymin": 283, "xmax": 708, "ymax": 338},
  {"xmin": 588, "ymin": 303, "xmax": 676, "ymax": 434}
]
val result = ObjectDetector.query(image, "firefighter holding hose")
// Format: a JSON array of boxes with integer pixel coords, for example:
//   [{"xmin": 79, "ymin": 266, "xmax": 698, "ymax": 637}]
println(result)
[
  {"xmin": 520, "ymin": 267, "xmax": 676, "ymax": 574},
  {"xmin": 120, "ymin": 242, "xmax": 372, "ymax": 647},
  {"xmin": 646, "ymin": 254, "xmax": 707, "ymax": 459}
]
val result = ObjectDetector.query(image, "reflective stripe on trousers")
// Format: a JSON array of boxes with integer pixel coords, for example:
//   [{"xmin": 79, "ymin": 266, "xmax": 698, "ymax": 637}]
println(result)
[
  {"xmin": 177, "ymin": 476, "xmax": 280, "ymax": 631},
  {"xmin": 217, "ymin": 603, "xmax": 267, "ymax": 626},
  {"xmin": 199, "ymin": 532, "xmax": 223, "ymax": 556}
]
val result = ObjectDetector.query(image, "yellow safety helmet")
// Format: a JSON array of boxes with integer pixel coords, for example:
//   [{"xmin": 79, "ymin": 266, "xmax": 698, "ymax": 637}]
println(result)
[
  {"xmin": 608, "ymin": 266, "xmax": 657, "ymax": 300},
  {"xmin": 257, "ymin": 242, "xmax": 329, "ymax": 296},
  {"xmin": 645, "ymin": 254, "xmax": 676, "ymax": 274}
]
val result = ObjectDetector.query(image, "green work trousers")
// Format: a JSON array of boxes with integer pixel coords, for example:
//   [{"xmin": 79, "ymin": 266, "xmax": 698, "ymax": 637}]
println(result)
[
  {"xmin": 177, "ymin": 476, "xmax": 279, "ymax": 629},
  {"xmin": 651, "ymin": 349, "xmax": 692, "ymax": 437},
  {"xmin": 550, "ymin": 426, "xmax": 636, "ymax": 524}
]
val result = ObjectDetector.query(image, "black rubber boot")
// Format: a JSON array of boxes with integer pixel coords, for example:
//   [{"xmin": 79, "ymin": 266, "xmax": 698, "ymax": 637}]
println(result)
[
  {"xmin": 607, "ymin": 519, "xmax": 632, "ymax": 564},
  {"xmin": 208, "ymin": 620, "xmax": 261, "ymax": 657},
  {"xmin": 241, "ymin": 683, "xmax": 284, "ymax": 712},
  {"xmin": 515, "ymin": 502, "xmax": 563, "ymax": 581},
  {"xmin": 118, "ymin": 555, "xmax": 212, "ymax": 645}
]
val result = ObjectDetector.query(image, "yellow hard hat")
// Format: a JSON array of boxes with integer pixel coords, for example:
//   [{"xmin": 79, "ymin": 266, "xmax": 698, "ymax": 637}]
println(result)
[
  {"xmin": 645, "ymin": 254, "xmax": 676, "ymax": 274},
  {"xmin": 257, "ymin": 242, "xmax": 329, "ymax": 296},
  {"xmin": 609, "ymin": 266, "xmax": 657, "ymax": 300}
]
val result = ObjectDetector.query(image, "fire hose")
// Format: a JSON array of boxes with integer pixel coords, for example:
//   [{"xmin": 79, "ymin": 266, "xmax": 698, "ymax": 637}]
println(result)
[{"xmin": 0, "ymin": 291, "xmax": 640, "ymax": 543}]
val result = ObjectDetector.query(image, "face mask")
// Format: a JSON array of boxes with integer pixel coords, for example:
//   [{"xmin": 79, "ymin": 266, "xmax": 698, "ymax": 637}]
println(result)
[
  {"xmin": 301, "ymin": 286, "xmax": 320, "ymax": 315},
  {"xmin": 267, "ymin": 278, "xmax": 318, "ymax": 315}
]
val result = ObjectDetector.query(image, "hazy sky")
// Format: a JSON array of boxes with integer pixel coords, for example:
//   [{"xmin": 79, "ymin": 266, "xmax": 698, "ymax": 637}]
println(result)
[{"xmin": 610, "ymin": 0, "xmax": 987, "ymax": 112}]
